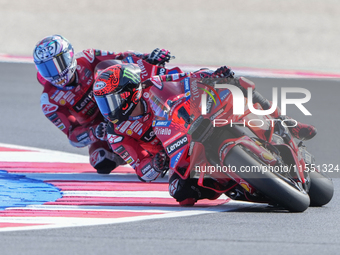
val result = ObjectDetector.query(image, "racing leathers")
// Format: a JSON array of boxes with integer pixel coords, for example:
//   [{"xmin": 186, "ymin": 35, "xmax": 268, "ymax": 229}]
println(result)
[
  {"xmin": 105, "ymin": 71, "xmax": 221, "ymax": 205},
  {"xmin": 106, "ymin": 93, "xmax": 165, "ymax": 182},
  {"xmin": 38, "ymin": 49, "xmax": 154, "ymax": 174}
]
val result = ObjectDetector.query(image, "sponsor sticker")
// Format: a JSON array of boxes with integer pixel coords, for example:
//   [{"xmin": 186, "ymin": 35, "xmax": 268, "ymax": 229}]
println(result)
[
  {"xmin": 134, "ymin": 123, "xmax": 143, "ymax": 132},
  {"xmin": 154, "ymin": 127, "xmax": 171, "ymax": 136},
  {"xmin": 119, "ymin": 121, "xmax": 131, "ymax": 133},
  {"xmin": 126, "ymin": 156, "xmax": 134, "ymax": 164},
  {"xmin": 170, "ymin": 149, "xmax": 184, "ymax": 168},
  {"xmin": 166, "ymin": 135, "xmax": 188, "ymax": 155},
  {"xmin": 59, "ymin": 99, "xmax": 66, "ymax": 105},
  {"xmin": 54, "ymin": 91, "xmax": 65, "ymax": 102},
  {"xmin": 153, "ymin": 120, "xmax": 172, "ymax": 127},
  {"xmin": 126, "ymin": 56, "xmax": 134, "ymax": 63},
  {"xmin": 57, "ymin": 123, "xmax": 66, "ymax": 130},
  {"xmin": 115, "ymin": 145, "xmax": 125, "ymax": 154}
]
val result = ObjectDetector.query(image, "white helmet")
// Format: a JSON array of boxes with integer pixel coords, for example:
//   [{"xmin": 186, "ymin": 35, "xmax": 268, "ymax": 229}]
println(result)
[{"xmin": 33, "ymin": 34, "xmax": 77, "ymax": 89}]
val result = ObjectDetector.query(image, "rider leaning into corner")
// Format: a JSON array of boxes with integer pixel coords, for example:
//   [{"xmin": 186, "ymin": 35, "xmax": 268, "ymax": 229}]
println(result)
[
  {"xmin": 92, "ymin": 61, "xmax": 317, "ymax": 206},
  {"xmin": 33, "ymin": 34, "xmax": 172, "ymax": 174}
]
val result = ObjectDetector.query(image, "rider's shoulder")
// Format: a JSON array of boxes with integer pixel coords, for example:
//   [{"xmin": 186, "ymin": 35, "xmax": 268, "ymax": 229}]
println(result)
[{"xmin": 75, "ymin": 49, "xmax": 96, "ymax": 63}]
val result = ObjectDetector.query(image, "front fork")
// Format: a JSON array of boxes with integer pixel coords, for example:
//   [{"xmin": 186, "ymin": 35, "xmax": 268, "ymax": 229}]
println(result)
[{"xmin": 298, "ymin": 144, "xmax": 315, "ymax": 192}]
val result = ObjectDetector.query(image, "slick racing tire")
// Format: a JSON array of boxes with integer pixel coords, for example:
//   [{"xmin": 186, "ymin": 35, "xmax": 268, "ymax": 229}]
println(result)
[
  {"xmin": 223, "ymin": 145, "xmax": 310, "ymax": 212},
  {"xmin": 307, "ymin": 170, "xmax": 334, "ymax": 207}
]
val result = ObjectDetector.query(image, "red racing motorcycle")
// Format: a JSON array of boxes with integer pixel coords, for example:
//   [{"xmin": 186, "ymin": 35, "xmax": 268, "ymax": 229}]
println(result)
[{"xmin": 148, "ymin": 74, "xmax": 334, "ymax": 212}]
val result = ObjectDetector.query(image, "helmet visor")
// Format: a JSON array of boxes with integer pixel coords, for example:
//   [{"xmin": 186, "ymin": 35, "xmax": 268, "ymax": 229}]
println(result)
[
  {"xmin": 36, "ymin": 51, "xmax": 74, "ymax": 79},
  {"xmin": 95, "ymin": 93, "xmax": 124, "ymax": 122}
]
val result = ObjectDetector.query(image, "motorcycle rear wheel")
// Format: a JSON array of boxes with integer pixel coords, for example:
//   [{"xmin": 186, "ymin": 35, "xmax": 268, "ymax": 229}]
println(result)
[
  {"xmin": 307, "ymin": 170, "xmax": 334, "ymax": 206},
  {"xmin": 223, "ymin": 145, "xmax": 310, "ymax": 212}
]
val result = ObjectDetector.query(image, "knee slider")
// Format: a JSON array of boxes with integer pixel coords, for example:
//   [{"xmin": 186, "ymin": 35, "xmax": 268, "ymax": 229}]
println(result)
[
  {"xmin": 169, "ymin": 174, "xmax": 220, "ymax": 202},
  {"xmin": 168, "ymin": 174, "xmax": 198, "ymax": 202},
  {"xmin": 90, "ymin": 148, "xmax": 120, "ymax": 174}
]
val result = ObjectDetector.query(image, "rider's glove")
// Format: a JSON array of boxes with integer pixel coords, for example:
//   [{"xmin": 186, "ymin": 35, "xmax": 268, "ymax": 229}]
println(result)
[
  {"xmin": 147, "ymin": 48, "xmax": 171, "ymax": 66},
  {"xmin": 212, "ymin": 66, "xmax": 235, "ymax": 79},
  {"xmin": 152, "ymin": 150, "xmax": 170, "ymax": 176},
  {"xmin": 95, "ymin": 122, "xmax": 107, "ymax": 141}
]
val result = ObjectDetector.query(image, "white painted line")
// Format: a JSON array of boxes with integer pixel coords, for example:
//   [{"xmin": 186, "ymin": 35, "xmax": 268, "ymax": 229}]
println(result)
[
  {"xmin": 23, "ymin": 173, "xmax": 169, "ymax": 182},
  {"xmin": 0, "ymin": 142, "xmax": 86, "ymax": 155},
  {"xmin": 61, "ymin": 190, "xmax": 229, "ymax": 199},
  {"xmin": 0, "ymin": 151, "xmax": 89, "ymax": 163},
  {"xmin": 0, "ymin": 200, "xmax": 262, "ymax": 232},
  {"xmin": 8, "ymin": 204, "xmax": 229, "ymax": 213},
  {"xmin": 62, "ymin": 190, "xmax": 172, "ymax": 198}
]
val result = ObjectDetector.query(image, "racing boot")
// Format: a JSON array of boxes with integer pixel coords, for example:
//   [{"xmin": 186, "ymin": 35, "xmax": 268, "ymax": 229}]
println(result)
[
  {"xmin": 169, "ymin": 173, "xmax": 221, "ymax": 207},
  {"xmin": 89, "ymin": 142, "xmax": 126, "ymax": 174}
]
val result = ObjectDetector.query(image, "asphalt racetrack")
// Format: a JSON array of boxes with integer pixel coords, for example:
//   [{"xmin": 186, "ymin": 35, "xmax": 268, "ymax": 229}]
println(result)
[{"xmin": 0, "ymin": 62, "xmax": 340, "ymax": 254}]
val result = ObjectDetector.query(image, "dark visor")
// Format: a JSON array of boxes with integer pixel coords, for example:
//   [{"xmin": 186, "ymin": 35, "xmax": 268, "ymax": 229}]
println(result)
[{"xmin": 95, "ymin": 93, "xmax": 124, "ymax": 121}]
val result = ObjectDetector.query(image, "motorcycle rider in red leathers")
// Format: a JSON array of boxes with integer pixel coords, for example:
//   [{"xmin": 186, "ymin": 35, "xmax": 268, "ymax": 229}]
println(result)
[
  {"xmin": 33, "ymin": 34, "xmax": 172, "ymax": 174},
  {"xmin": 93, "ymin": 63, "xmax": 317, "ymax": 206}
]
